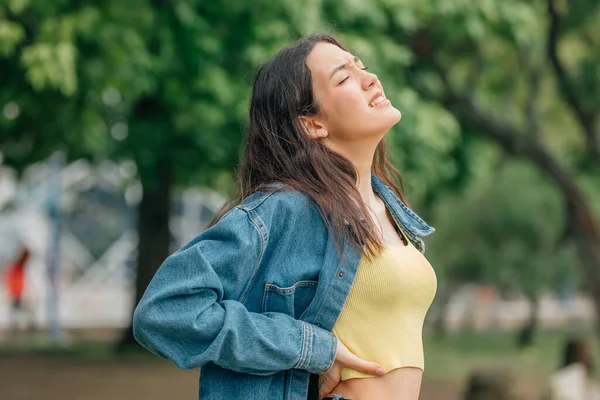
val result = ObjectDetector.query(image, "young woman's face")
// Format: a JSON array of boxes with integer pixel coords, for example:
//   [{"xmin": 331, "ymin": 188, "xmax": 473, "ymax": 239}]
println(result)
[{"xmin": 305, "ymin": 42, "xmax": 402, "ymax": 142}]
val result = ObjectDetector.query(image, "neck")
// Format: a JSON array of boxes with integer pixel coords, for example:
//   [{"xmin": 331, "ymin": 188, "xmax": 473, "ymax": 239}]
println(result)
[
  {"xmin": 326, "ymin": 138, "xmax": 379, "ymax": 208},
  {"xmin": 355, "ymin": 160, "xmax": 376, "ymax": 208}
]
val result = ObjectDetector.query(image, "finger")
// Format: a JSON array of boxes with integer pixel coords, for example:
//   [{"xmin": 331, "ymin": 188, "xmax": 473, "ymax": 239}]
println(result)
[
  {"xmin": 319, "ymin": 392, "xmax": 333, "ymax": 400},
  {"xmin": 347, "ymin": 357, "xmax": 385, "ymax": 376},
  {"xmin": 319, "ymin": 383, "xmax": 334, "ymax": 398},
  {"xmin": 319, "ymin": 386, "xmax": 334, "ymax": 400},
  {"xmin": 318, "ymin": 375, "xmax": 337, "ymax": 399}
]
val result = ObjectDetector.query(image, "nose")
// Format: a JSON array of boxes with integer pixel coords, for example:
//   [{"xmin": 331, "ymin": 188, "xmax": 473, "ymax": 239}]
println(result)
[{"xmin": 362, "ymin": 70, "xmax": 378, "ymax": 90}]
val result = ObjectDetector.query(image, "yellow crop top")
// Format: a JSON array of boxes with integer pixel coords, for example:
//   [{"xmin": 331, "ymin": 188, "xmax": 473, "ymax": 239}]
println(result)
[{"xmin": 331, "ymin": 232, "xmax": 437, "ymax": 381}]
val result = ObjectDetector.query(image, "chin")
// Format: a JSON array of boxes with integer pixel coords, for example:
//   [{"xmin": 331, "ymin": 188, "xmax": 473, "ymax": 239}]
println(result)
[
  {"xmin": 392, "ymin": 107, "xmax": 402, "ymax": 122},
  {"xmin": 384, "ymin": 106, "xmax": 402, "ymax": 127}
]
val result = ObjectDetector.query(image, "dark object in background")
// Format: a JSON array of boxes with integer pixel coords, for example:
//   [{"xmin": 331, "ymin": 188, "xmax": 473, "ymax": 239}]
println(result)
[
  {"xmin": 464, "ymin": 368, "xmax": 518, "ymax": 400},
  {"xmin": 541, "ymin": 337, "xmax": 600, "ymax": 399},
  {"xmin": 307, "ymin": 373, "xmax": 319, "ymax": 400},
  {"xmin": 562, "ymin": 338, "xmax": 594, "ymax": 375}
]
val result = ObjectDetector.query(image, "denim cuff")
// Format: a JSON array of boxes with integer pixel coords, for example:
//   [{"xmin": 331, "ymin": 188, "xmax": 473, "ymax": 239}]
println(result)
[{"xmin": 294, "ymin": 322, "xmax": 337, "ymax": 373}]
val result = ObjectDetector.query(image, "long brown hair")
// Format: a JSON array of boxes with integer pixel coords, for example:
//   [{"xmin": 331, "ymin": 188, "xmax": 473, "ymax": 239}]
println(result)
[{"xmin": 210, "ymin": 33, "xmax": 408, "ymax": 260}]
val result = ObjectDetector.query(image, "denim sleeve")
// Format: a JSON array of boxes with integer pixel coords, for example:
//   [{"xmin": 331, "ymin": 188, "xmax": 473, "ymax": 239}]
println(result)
[{"xmin": 132, "ymin": 207, "xmax": 337, "ymax": 375}]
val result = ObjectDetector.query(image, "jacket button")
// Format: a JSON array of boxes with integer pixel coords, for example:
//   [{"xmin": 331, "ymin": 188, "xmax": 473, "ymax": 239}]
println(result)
[
  {"xmin": 416, "ymin": 242, "xmax": 422, "ymax": 249},
  {"xmin": 338, "ymin": 272, "xmax": 344, "ymax": 278}
]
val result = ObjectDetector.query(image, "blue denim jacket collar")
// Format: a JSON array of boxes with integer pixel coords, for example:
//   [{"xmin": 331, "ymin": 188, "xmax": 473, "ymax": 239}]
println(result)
[
  {"xmin": 371, "ymin": 174, "xmax": 434, "ymax": 252},
  {"xmin": 340, "ymin": 175, "xmax": 434, "ymax": 251}
]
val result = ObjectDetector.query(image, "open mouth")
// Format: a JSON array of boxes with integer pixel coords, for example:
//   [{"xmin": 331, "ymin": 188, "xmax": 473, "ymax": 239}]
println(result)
[
  {"xmin": 369, "ymin": 95, "xmax": 386, "ymax": 107},
  {"xmin": 369, "ymin": 90, "xmax": 388, "ymax": 107}
]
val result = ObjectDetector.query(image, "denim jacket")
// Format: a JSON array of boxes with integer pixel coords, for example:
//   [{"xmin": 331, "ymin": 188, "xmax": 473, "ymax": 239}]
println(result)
[{"xmin": 133, "ymin": 174, "xmax": 434, "ymax": 400}]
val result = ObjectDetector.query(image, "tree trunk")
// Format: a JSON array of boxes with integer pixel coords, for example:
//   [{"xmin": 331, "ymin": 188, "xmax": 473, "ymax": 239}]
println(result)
[
  {"xmin": 535, "ymin": 150, "xmax": 600, "ymax": 332},
  {"xmin": 516, "ymin": 295, "xmax": 540, "ymax": 348},
  {"xmin": 118, "ymin": 169, "xmax": 172, "ymax": 349},
  {"xmin": 570, "ymin": 221, "xmax": 600, "ymax": 333},
  {"xmin": 433, "ymin": 282, "xmax": 454, "ymax": 340}
]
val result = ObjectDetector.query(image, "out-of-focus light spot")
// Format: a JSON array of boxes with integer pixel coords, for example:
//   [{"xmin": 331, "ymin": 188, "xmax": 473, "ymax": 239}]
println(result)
[
  {"xmin": 3, "ymin": 102, "xmax": 20, "ymax": 120},
  {"xmin": 102, "ymin": 87, "xmax": 121, "ymax": 107},
  {"xmin": 111, "ymin": 122, "xmax": 128, "ymax": 141},
  {"xmin": 119, "ymin": 160, "xmax": 137, "ymax": 179},
  {"xmin": 125, "ymin": 182, "xmax": 143, "ymax": 206}
]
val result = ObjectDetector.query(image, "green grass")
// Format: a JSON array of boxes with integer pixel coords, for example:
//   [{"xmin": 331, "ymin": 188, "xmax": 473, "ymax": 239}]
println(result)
[
  {"xmin": 0, "ymin": 337, "xmax": 155, "ymax": 363},
  {"xmin": 423, "ymin": 328, "xmax": 597, "ymax": 383}
]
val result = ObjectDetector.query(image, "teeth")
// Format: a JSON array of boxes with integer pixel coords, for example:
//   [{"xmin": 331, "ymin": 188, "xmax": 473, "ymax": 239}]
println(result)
[{"xmin": 369, "ymin": 95, "xmax": 385, "ymax": 107}]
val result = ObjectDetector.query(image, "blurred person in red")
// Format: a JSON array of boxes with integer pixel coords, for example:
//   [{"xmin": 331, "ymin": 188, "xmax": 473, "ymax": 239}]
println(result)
[{"xmin": 4, "ymin": 246, "xmax": 35, "ymax": 339}]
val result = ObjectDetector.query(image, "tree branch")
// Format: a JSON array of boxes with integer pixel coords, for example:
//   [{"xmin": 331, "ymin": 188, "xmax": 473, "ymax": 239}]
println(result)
[
  {"xmin": 547, "ymin": 0, "xmax": 600, "ymax": 161},
  {"xmin": 465, "ymin": 42, "xmax": 484, "ymax": 98},
  {"xmin": 524, "ymin": 50, "xmax": 542, "ymax": 140},
  {"xmin": 414, "ymin": 55, "xmax": 600, "ymax": 244}
]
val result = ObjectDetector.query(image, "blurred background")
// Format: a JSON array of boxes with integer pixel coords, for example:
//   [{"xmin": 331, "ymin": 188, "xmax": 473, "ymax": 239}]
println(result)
[{"xmin": 1, "ymin": 0, "xmax": 599, "ymax": 399}]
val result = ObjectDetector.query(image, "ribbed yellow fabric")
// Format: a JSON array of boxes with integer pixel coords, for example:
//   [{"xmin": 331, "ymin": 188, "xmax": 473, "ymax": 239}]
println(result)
[{"xmin": 332, "ymin": 239, "xmax": 437, "ymax": 381}]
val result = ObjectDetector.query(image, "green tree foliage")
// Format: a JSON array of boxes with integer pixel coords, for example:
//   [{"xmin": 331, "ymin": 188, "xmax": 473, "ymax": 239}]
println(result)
[{"xmin": 428, "ymin": 153, "xmax": 579, "ymax": 295}]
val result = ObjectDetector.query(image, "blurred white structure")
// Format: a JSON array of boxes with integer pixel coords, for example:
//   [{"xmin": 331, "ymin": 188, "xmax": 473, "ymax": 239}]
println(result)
[
  {"xmin": 0, "ymin": 158, "xmax": 224, "ymax": 332},
  {"xmin": 434, "ymin": 284, "xmax": 595, "ymax": 332}
]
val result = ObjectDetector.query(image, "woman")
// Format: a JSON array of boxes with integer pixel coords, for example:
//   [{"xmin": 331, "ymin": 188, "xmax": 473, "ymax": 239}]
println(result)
[{"xmin": 133, "ymin": 33, "xmax": 436, "ymax": 400}]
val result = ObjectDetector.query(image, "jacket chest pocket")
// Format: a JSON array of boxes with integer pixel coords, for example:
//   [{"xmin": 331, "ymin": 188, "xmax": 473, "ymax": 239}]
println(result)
[{"xmin": 261, "ymin": 280, "xmax": 318, "ymax": 319}]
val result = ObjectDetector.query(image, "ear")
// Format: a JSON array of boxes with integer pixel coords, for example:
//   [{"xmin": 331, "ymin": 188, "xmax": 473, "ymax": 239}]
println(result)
[{"xmin": 299, "ymin": 115, "xmax": 329, "ymax": 140}]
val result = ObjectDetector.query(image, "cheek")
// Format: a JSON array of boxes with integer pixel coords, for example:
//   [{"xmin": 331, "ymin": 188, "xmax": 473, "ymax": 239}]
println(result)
[{"xmin": 325, "ymin": 89, "xmax": 366, "ymax": 127}]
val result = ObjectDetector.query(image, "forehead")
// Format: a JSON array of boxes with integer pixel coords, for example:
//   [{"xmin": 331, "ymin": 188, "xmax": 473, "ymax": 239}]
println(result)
[{"xmin": 306, "ymin": 42, "xmax": 356, "ymax": 77}]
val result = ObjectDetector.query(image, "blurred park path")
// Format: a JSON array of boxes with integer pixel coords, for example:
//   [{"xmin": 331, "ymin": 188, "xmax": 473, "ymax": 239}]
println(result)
[
  {"xmin": 0, "ymin": 353, "xmax": 545, "ymax": 400},
  {"xmin": 0, "ymin": 354, "xmax": 199, "ymax": 400},
  {"xmin": 0, "ymin": 354, "xmax": 545, "ymax": 400},
  {"xmin": 0, "ymin": 353, "xmax": 464, "ymax": 400}
]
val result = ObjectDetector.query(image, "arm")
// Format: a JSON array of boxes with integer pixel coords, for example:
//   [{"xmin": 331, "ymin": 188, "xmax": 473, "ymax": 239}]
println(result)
[{"xmin": 132, "ymin": 207, "xmax": 336, "ymax": 375}]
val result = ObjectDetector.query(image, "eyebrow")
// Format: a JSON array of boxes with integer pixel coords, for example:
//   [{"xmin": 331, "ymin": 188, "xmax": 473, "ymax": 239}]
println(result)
[{"xmin": 329, "ymin": 56, "xmax": 361, "ymax": 80}]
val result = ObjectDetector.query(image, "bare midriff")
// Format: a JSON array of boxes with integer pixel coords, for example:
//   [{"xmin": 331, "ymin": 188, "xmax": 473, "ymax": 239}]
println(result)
[{"xmin": 328, "ymin": 367, "xmax": 423, "ymax": 400}]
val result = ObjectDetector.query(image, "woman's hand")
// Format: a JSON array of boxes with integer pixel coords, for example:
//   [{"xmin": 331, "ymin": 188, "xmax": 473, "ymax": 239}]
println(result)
[{"xmin": 318, "ymin": 340, "xmax": 385, "ymax": 399}]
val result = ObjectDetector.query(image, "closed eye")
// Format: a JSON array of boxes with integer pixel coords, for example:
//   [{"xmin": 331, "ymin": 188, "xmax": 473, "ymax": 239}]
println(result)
[{"xmin": 338, "ymin": 67, "xmax": 368, "ymax": 85}]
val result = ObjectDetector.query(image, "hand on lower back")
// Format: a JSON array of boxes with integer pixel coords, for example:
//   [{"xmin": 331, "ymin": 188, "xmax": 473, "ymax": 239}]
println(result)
[{"xmin": 318, "ymin": 339, "xmax": 385, "ymax": 399}]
